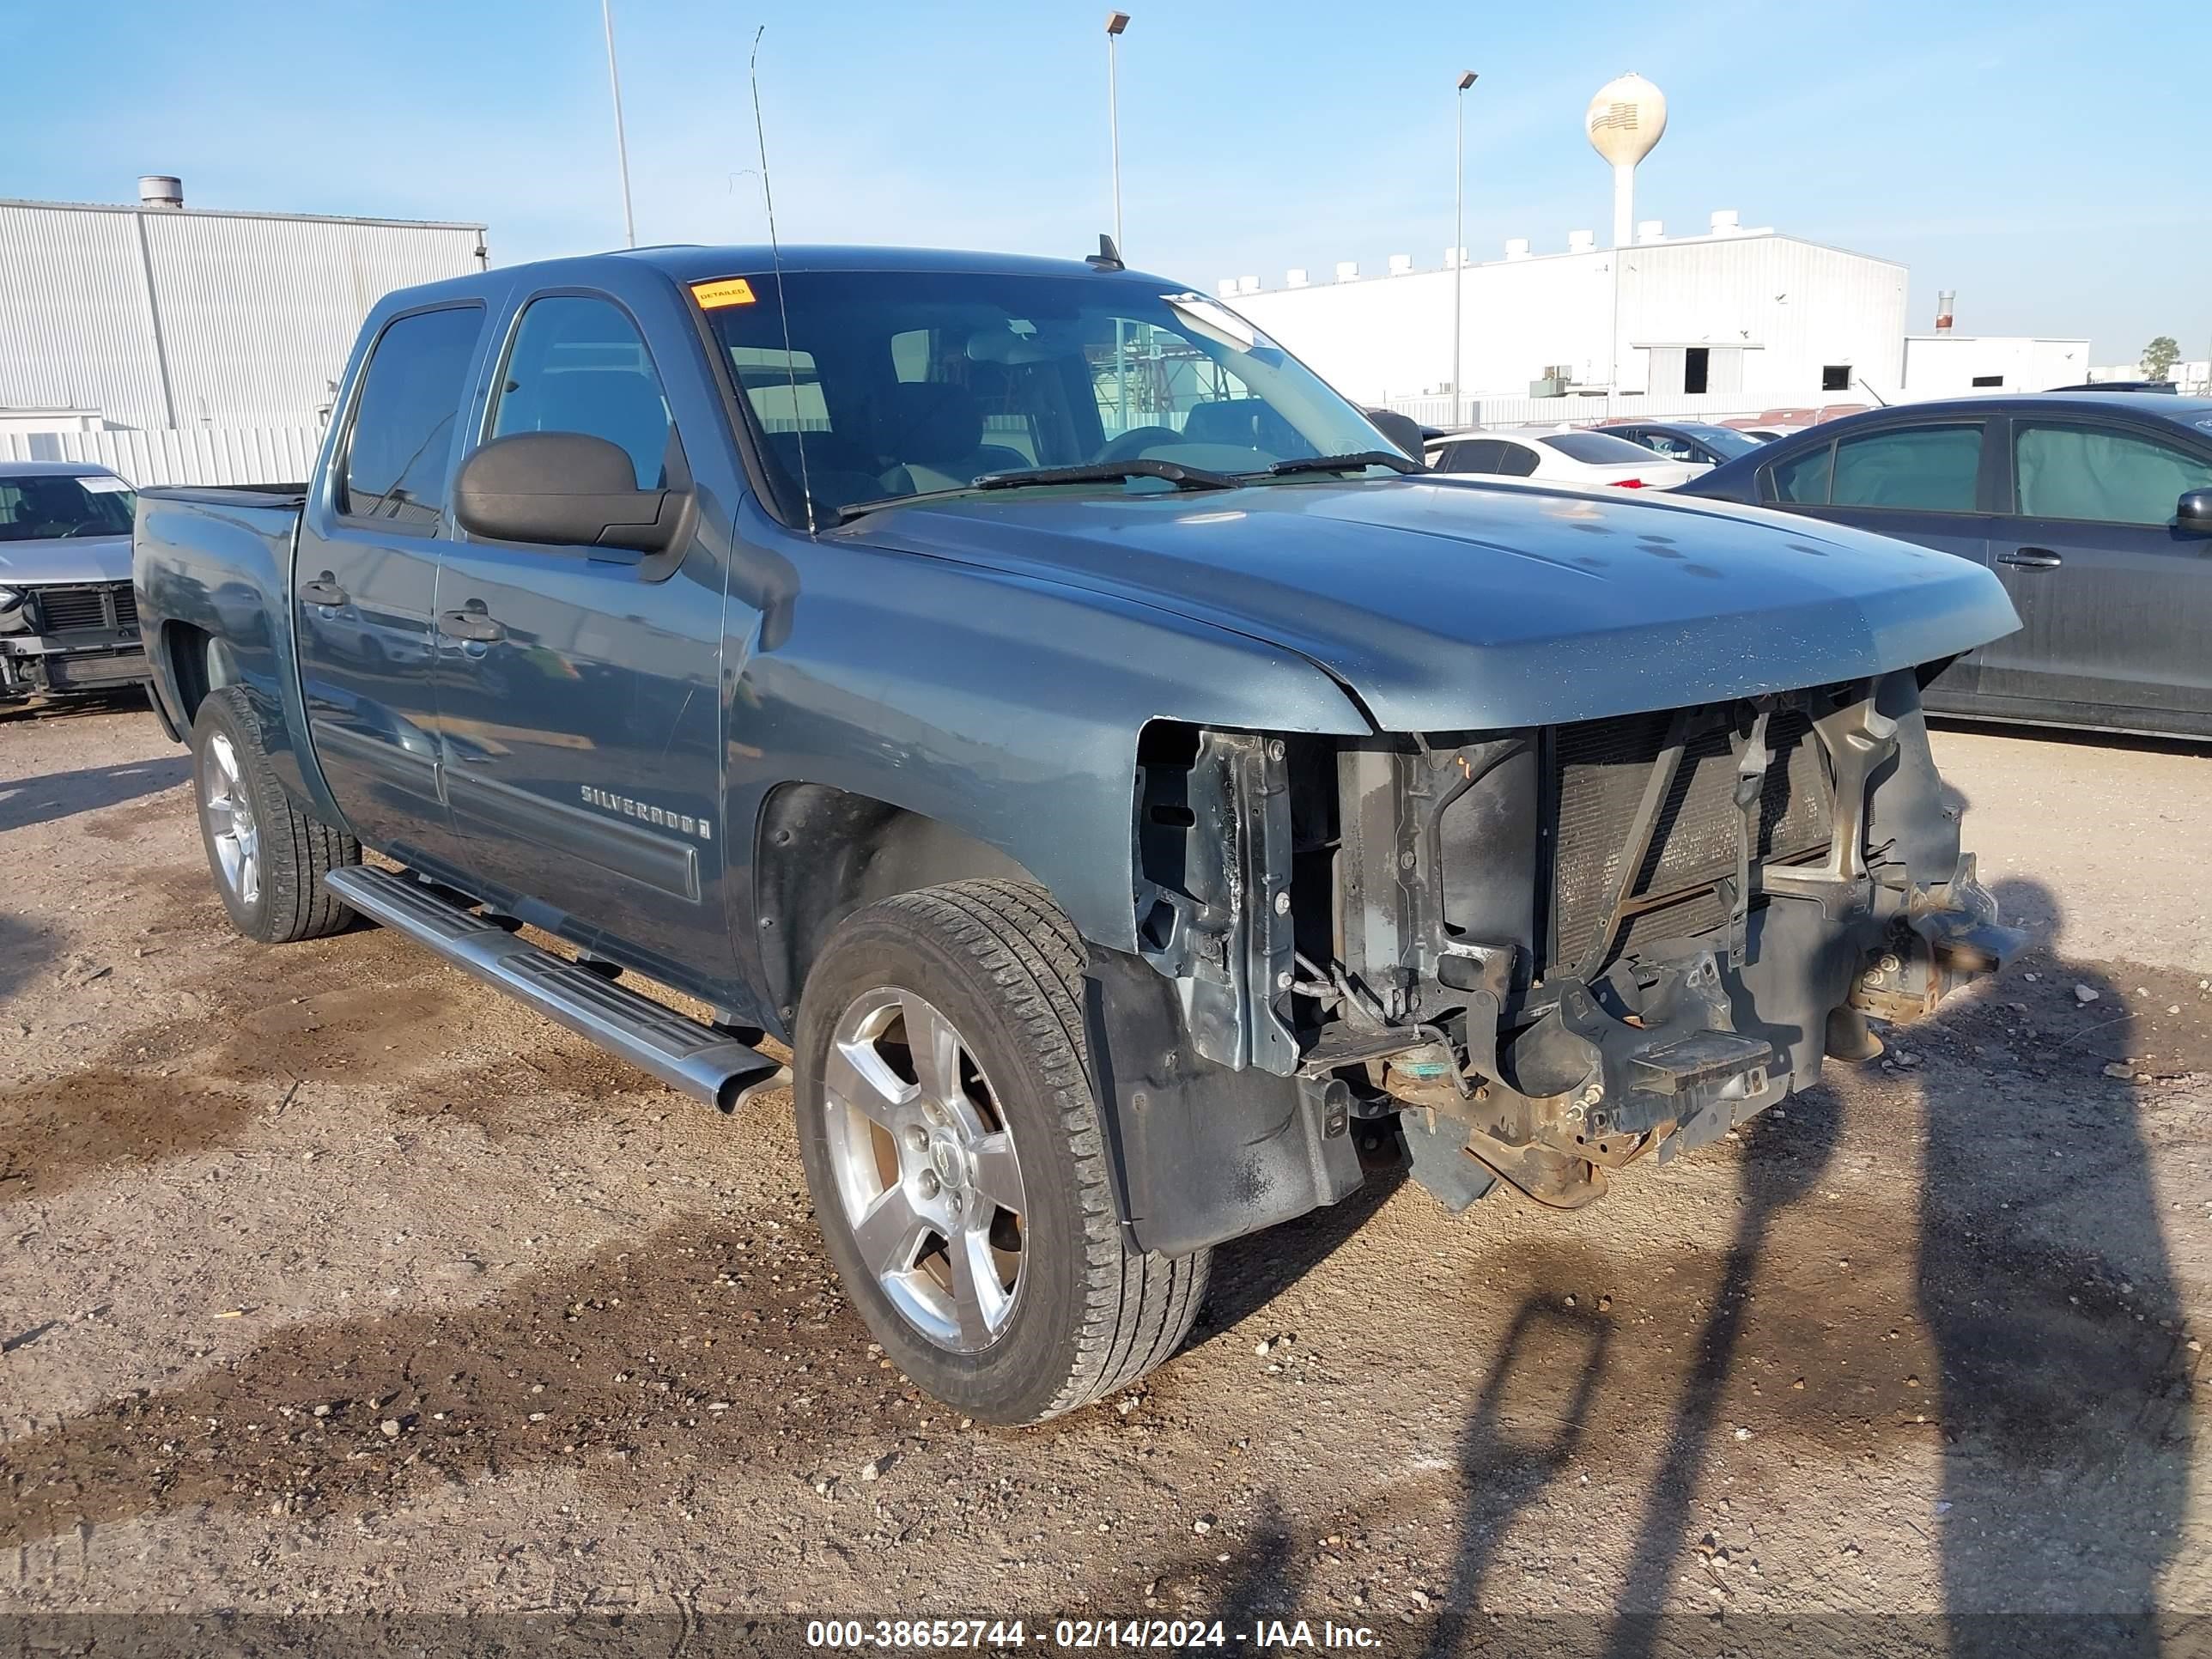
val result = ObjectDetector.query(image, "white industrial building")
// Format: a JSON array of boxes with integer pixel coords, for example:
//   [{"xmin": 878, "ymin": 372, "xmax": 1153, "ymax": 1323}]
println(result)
[
  {"xmin": 1232, "ymin": 212, "xmax": 1911, "ymax": 414},
  {"xmin": 0, "ymin": 178, "xmax": 486, "ymax": 433}
]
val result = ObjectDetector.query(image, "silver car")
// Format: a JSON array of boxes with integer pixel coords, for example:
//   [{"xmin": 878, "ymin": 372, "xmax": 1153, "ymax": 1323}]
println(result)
[{"xmin": 0, "ymin": 461, "xmax": 151, "ymax": 702}]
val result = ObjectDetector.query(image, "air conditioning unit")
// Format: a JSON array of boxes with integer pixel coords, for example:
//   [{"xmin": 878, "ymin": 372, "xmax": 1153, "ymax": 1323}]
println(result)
[{"xmin": 1528, "ymin": 364, "xmax": 1574, "ymax": 398}]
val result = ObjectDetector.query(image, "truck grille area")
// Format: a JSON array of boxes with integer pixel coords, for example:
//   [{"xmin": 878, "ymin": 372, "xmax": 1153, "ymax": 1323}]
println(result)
[
  {"xmin": 29, "ymin": 583, "xmax": 136, "ymax": 635},
  {"xmin": 1548, "ymin": 706, "xmax": 1832, "ymax": 973}
]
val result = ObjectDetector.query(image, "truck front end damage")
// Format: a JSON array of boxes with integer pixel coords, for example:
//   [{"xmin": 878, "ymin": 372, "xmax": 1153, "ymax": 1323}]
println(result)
[{"xmin": 1098, "ymin": 665, "xmax": 2015, "ymax": 1242}]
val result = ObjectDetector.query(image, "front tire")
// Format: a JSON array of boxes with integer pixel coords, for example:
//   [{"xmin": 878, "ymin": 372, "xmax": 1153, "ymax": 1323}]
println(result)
[
  {"xmin": 190, "ymin": 685, "xmax": 360, "ymax": 943},
  {"xmin": 795, "ymin": 880, "xmax": 1208, "ymax": 1425}
]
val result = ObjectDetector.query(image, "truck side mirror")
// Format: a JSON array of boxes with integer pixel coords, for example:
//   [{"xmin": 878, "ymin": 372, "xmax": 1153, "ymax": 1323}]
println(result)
[
  {"xmin": 1362, "ymin": 407, "xmax": 1428, "ymax": 464},
  {"xmin": 2178, "ymin": 489, "xmax": 2212, "ymax": 533},
  {"xmin": 454, "ymin": 432, "xmax": 690, "ymax": 555}
]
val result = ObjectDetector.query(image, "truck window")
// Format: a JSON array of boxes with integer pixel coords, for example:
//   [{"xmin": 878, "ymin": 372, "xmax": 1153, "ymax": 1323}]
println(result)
[
  {"xmin": 490, "ymin": 295, "xmax": 675, "ymax": 489},
  {"xmin": 340, "ymin": 306, "xmax": 483, "ymax": 531}
]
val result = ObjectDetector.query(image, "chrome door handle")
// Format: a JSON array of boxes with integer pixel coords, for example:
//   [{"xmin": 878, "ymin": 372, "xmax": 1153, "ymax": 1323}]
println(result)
[
  {"xmin": 437, "ymin": 606, "xmax": 506, "ymax": 644},
  {"xmin": 299, "ymin": 574, "xmax": 348, "ymax": 605},
  {"xmin": 1996, "ymin": 548, "xmax": 2062, "ymax": 568}
]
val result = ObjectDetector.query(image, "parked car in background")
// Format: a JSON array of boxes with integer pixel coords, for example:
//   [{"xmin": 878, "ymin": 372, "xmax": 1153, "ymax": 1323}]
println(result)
[
  {"xmin": 0, "ymin": 461, "xmax": 151, "ymax": 703},
  {"xmin": 135, "ymin": 243, "xmax": 2018, "ymax": 1423},
  {"xmin": 2045, "ymin": 380, "xmax": 2177, "ymax": 395},
  {"xmin": 1601, "ymin": 421, "xmax": 1768, "ymax": 468},
  {"xmin": 1677, "ymin": 392, "xmax": 2212, "ymax": 738},
  {"xmin": 1425, "ymin": 428, "xmax": 1706, "ymax": 489}
]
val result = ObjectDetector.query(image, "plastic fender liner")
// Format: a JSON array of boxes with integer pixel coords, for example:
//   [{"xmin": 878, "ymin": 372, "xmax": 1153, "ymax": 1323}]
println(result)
[{"xmin": 1082, "ymin": 942, "xmax": 1362, "ymax": 1257}]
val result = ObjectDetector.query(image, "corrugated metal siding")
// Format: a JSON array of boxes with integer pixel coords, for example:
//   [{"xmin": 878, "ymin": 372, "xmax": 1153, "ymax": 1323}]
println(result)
[
  {"xmin": 0, "ymin": 425, "xmax": 325, "ymax": 488},
  {"xmin": 0, "ymin": 204, "xmax": 170, "ymax": 428},
  {"xmin": 0, "ymin": 201, "xmax": 483, "ymax": 430},
  {"xmin": 143, "ymin": 213, "xmax": 482, "ymax": 426}
]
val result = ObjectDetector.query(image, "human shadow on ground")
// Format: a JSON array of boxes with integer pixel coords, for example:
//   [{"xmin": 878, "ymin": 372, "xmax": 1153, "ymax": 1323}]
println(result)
[{"xmin": 1918, "ymin": 877, "xmax": 2195, "ymax": 1657}]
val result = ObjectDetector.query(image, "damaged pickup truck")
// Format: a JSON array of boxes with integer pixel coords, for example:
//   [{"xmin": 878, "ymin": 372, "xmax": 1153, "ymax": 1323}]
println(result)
[{"xmin": 134, "ymin": 245, "xmax": 2021, "ymax": 1423}]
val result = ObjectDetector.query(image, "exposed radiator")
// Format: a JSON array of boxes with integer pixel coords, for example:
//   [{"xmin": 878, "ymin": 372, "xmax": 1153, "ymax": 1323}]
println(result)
[
  {"xmin": 1548, "ymin": 706, "xmax": 1832, "ymax": 973},
  {"xmin": 29, "ymin": 582, "xmax": 135, "ymax": 635}
]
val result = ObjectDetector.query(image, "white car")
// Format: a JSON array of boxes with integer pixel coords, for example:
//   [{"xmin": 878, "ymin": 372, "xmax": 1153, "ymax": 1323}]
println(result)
[{"xmin": 1423, "ymin": 428, "xmax": 1709, "ymax": 490}]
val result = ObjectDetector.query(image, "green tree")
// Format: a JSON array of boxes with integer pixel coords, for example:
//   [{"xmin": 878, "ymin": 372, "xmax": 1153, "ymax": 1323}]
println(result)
[{"xmin": 2141, "ymin": 335, "xmax": 2181, "ymax": 381}]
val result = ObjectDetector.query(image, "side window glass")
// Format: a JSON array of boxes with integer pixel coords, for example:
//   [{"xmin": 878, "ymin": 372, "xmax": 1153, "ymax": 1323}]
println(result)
[
  {"xmin": 1830, "ymin": 425, "xmax": 1982, "ymax": 512},
  {"xmin": 1445, "ymin": 440, "xmax": 1502, "ymax": 473},
  {"xmin": 491, "ymin": 295, "xmax": 673, "ymax": 489},
  {"xmin": 2014, "ymin": 422, "xmax": 2212, "ymax": 526},
  {"xmin": 341, "ymin": 306, "xmax": 483, "ymax": 530},
  {"xmin": 1498, "ymin": 443, "xmax": 1540, "ymax": 477},
  {"xmin": 1770, "ymin": 443, "xmax": 1833, "ymax": 504}
]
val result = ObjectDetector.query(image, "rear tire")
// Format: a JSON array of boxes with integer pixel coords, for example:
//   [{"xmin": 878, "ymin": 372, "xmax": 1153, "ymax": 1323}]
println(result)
[
  {"xmin": 795, "ymin": 880, "xmax": 1209, "ymax": 1425},
  {"xmin": 190, "ymin": 685, "xmax": 360, "ymax": 943}
]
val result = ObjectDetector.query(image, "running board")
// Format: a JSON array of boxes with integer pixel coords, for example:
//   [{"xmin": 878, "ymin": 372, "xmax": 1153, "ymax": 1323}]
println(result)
[{"xmin": 324, "ymin": 866, "xmax": 787, "ymax": 1112}]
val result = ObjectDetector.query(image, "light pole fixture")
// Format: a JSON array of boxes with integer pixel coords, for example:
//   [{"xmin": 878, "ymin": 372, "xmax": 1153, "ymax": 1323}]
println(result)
[
  {"xmin": 1452, "ymin": 70, "xmax": 1477, "ymax": 422},
  {"xmin": 603, "ymin": 0, "xmax": 636, "ymax": 247},
  {"xmin": 1107, "ymin": 12, "xmax": 1133, "ymax": 433}
]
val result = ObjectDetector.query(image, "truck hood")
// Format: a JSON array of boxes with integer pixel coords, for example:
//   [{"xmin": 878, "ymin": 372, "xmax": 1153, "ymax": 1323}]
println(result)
[
  {"xmin": 845, "ymin": 477, "xmax": 2021, "ymax": 731},
  {"xmin": 0, "ymin": 534, "xmax": 134, "ymax": 587}
]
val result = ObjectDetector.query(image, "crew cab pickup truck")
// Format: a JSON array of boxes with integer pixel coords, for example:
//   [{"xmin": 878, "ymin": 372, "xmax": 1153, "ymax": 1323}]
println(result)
[
  {"xmin": 135, "ymin": 245, "xmax": 2021, "ymax": 1424},
  {"xmin": 2, "ymin": 461, "xmax": 152, "ymax": 702}
]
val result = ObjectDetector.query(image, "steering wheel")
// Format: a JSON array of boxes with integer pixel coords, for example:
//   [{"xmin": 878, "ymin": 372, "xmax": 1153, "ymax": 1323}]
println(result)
[{"xmin": 1097, "ymin": 425, "xmax": 1187, "ymax": 464}]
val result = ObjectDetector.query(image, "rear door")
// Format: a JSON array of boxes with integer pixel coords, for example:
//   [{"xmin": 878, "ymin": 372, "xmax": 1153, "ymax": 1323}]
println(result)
[
  {"xmin": 293, "ymin": 302, "xmax": 484, "ymax": 874},
  {"xmin": 1974, "ymin": 415, "xmax": 2212, "ymax": 731},
  {"xmin": 1760, "ymin": 419, "xmax": 1999, "ymax": 709},
  {"xmin": 433, "ymin": 286, "xmax": 736, "ymax": 994}
]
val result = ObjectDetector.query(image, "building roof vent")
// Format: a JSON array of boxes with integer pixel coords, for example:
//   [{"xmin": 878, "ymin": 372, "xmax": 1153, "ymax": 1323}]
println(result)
[
  {"xmin": 1334, "ymin": 261, "xmax": 1359, "ymax": 283},
  {"xmin": 1387, "ymin": 253, "xmax": 1413, "ymax": 276},
  {"xmin": 1216, "ymin": 279, "xmax": 1239, "ymax": 298},
  {"xmin": 1504, "ymin": 238, "xmax": 1532, "ymax": 260},
  {"xmin": 1709, "ymin": 208, "xmax": 1741, "ymax": 235},
  {"xmin": 1636, "ymin": 219, "xmax": 1665, "ymax": 243},
  {"xmin": 1236, "ymin": 275, "xmax": 1261, "ymax": 295},
  {"xmin": 1566, "ymin": 229, "xmax": 1596, "ymax": 254},
  {"xmin": 138, "ymin": 175, "xmax": 183, "ymax": 210},
  {"xmin": 1285, "ymin": 268, "xmax": 1310, "ymax": 288}
]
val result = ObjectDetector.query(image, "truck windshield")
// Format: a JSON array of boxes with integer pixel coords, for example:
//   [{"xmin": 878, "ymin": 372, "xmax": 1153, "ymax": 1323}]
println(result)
[
  {"xmin": 701, "ymin": 270, "xmax": 1393, "ymax": 520},
  {"xmin": 0, "ymin": 474, "xmax": 137, "ymax": 542}
]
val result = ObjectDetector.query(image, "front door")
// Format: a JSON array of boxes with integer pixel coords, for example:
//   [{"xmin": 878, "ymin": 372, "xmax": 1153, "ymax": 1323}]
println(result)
[
  {"xmin": 294, "ymin": 302, "xmax": 484, "ymax": 877},
  {"xmin": 1764, "ymin": 418, "xmax": 1998, "ymax": 711},
  {"xmin": 433, "ymin": 290, "xmax": 735, "ymax": 996},
  {"xmin": 1973, "ymin": 416, "xmax": 2212, "ymax": 731}
]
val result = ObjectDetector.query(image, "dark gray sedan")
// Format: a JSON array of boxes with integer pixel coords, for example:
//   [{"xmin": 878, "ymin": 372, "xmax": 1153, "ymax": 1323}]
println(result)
[{"xmin": 1677, "ymin": 393, "xmax": 2212, "ymax": 739}]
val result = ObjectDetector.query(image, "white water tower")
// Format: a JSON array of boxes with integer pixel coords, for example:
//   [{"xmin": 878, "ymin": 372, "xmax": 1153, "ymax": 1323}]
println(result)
[{"xmin": 1585, "ymin": 73, "xmax": 1667, "ymax": 249}]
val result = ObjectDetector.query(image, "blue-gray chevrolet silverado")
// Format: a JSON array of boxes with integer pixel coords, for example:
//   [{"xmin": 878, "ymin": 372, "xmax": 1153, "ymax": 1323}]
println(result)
[{"xmin": 133, "ymin": 244, "xmax": 2022, "ymax": 1423}]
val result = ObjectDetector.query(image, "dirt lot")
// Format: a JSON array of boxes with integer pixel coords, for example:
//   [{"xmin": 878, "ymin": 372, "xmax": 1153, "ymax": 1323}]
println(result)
[{"xmin": 2, "ymin": 696, "xmax": 2206, "ymax": 1653}]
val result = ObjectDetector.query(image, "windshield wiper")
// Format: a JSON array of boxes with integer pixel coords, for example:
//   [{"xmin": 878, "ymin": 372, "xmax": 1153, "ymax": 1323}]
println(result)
[
  {"xmin": 1262, "ymin": 450, "xmax": 1425, "ymax": 477},
  {"xmin": 834, "ymin": 459, "xmax": 1240, "ymax": 526},
  {"xmin": 973, "ymin": 459, "xmax": 1238, "ymax": 492}
]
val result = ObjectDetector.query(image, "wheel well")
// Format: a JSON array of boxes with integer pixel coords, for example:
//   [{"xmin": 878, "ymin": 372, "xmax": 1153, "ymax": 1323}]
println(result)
[
  {"xmin": 754, "ymin": 783, "xmax": 1042, "ymax": 1019},
  {"xmin": 161, "ymin": 622, "xmax": 223, "ymax": 723}
]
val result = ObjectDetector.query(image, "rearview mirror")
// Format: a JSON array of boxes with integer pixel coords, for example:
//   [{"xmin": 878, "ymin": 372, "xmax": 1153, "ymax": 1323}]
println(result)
[
  {"xmin": 2178, "ymin": 489, "xmax": 2212, "ymax": 532},
  {"xmin": 454, "ymin": 432, "xmax": 688, "ymax": 555}
]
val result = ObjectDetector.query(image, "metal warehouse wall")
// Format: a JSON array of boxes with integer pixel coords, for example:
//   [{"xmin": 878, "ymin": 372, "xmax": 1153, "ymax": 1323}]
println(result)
[
  {"xmin": 1235, "ymin": 232, "xmax": 1907, "ymax": 410},
  {"xmin": 0, "ymin": 199, "xmax": 485, "ymax": 430}
]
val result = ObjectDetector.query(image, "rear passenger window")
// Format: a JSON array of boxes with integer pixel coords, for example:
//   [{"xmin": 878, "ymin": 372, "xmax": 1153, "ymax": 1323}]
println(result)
[
  {"xmin": 491, "ymin": 295, "xmax": 674, "ymax": 489},
  {"xmin": 341, "ymin": 306, "xmax": 483, "ymax": 531},
  {"xmin": 1497, "ymin": 443, "xmax": 1540, "ymax": 477},
  {"xmin": 1442, "ymin": 439, "xmax": 1505, "ymax": 473},
  {"xmin": 1830, "ymin": 425, "xmax": 1982, "ymax": 512}
]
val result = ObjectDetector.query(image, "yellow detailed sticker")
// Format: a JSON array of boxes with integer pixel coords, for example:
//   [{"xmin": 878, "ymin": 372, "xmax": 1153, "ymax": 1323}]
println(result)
[{"xmin": 690, "ymin": 277, "xmax": 757, "ymax": 309}]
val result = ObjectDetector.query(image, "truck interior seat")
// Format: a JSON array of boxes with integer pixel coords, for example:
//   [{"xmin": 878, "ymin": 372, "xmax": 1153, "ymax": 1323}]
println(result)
[{"xmin": 871, "ymin": 382, "xmax": 1029, "ymax": 495}]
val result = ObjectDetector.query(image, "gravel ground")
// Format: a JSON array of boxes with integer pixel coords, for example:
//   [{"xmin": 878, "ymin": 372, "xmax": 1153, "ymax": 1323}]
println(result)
[{"xmin": 0, "ymin": 696, "xmax": 2205, "ymax": 1653}]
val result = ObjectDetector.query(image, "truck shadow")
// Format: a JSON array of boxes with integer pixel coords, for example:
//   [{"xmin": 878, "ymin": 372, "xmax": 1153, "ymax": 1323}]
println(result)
[
  {"xmin": 0, "ymin": 1216, "xmax": 866, "ymax": 1555},
  {"xmin": 0, "ymin": 753, "xmax": 189, "ymax": 833},
  {"xmin": 1917, "ymin": 877, "xmax": 2194, "ymax": 1656}
]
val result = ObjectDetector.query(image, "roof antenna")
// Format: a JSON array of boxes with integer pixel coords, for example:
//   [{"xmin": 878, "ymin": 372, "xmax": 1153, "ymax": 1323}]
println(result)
[
  {"xmin": 750, "ymin": 25, "xmax": 816, "ymax": 536},
  {"xmin": 1087, "ymin": 234, "xmax": 1124, "ymax": 271}
]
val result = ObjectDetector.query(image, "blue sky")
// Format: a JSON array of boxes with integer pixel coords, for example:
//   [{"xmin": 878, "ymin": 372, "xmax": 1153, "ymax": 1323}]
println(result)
[{"xmin": 11, "ymin": 0, "xmax": 2208, "ymax": 365}]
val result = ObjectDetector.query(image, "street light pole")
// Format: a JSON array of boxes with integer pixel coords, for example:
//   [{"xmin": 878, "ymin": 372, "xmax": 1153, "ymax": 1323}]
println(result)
[
  {"xmin": 1452, "ymin": 71, "xmax": 1477, "ymax": 426},
  {"xmin": 603, "ymin": 0, "xmax": 637, "ymax": 248},
  {"xmin": 1107, "ymin": 12, "xmax": 1132, "ymax": 433}
]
